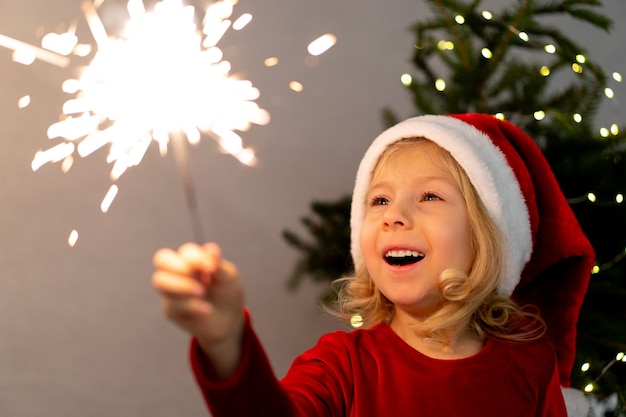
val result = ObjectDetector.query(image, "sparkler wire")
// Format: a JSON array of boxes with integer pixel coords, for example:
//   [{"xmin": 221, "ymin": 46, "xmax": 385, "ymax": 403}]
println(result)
[{"xmin": 171, "ymin": 132, "xmax": 205, "ymax": 244}]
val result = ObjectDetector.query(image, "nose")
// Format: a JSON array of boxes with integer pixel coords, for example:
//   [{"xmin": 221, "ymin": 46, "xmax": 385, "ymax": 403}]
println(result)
[{"xmin": 382, "ymin": 202, "xmax": 412, "ymax": 230}]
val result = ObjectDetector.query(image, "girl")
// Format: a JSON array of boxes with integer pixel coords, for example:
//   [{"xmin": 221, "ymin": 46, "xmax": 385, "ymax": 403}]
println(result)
[{"xmin": 152, "ymin": 114, "xmax": 595, "ymax": 416}]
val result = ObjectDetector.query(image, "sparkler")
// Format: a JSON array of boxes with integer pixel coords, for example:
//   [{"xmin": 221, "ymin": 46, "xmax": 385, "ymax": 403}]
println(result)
[{"xmin": 29, "ymin": 0, "xmax": 270, "ymax": 243}]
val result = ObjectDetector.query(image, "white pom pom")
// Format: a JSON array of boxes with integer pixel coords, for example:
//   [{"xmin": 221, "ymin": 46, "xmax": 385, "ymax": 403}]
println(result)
[{"xmin": 561, "ymin": 386, "xmax": 590, "ymax": 417}]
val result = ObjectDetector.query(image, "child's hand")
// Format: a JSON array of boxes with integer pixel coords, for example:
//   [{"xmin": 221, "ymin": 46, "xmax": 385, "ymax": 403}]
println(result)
[{"xmin": 152, "ymin": 242, "xmax": 244, "ymax": 377}]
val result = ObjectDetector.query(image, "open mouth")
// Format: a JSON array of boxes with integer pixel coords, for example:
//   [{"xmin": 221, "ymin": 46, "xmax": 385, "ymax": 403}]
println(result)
[{"xmin": 384, "ymin": 250, "xmax": 425, "ymax": 266}]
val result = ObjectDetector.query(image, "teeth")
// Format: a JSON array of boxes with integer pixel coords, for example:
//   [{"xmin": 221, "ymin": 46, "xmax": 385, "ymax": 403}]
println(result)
[{"xmin": 385, "ymin": 250, "xmax": 423, "ymax": 258}]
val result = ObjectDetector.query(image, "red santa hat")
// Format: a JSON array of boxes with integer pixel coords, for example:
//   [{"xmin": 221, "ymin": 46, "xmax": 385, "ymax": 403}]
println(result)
[{"xmin": 350, "ymin": 114, "xmax": 595, "ymax": 394}]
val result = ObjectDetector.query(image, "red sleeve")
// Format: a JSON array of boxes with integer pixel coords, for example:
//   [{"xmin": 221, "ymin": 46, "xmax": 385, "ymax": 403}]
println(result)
[
  {"xmin": 189, "ymin": 310, "xmax": 295, "ymax": 416},
  {"xmin": 538, "ymin": 346, "xmax": 568, "ymax": 417},
  {"xmin": 189, "ymin": 310, "xmax": 353, "ymax": 417}
]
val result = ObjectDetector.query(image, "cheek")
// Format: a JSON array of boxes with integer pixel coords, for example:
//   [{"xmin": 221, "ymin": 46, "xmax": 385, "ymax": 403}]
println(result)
[
  {"xmin": 359, "ymin": 221, "xmax": 379, "ymax": 260},
  {"xmin": 359, "ymin": 224, "xmax": 374, "ymax": 253}
]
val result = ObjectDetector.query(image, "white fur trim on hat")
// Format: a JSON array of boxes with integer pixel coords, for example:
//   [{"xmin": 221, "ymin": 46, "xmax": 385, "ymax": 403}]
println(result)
[{"xmin": 350, "ymin": 115, "xmax": 532, "ymax": 296}]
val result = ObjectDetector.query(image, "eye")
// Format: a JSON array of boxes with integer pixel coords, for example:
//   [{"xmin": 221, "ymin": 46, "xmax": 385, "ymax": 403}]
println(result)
[
  {"xmin": 422, "ymin": 192, "xmax": 441, "ymax": 202},
  {"xmin": 371, "ymin": 196, "xmax": 390, "ymax": 206}
]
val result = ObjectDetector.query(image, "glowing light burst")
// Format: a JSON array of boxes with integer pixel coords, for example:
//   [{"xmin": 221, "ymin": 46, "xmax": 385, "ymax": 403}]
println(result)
[{"xmin": 31, "ymin": 0, "xmax": 270, "ymax": 208}]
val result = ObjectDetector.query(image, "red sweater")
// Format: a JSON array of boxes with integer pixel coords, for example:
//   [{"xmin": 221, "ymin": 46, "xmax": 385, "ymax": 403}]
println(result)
[{"xmin": 190, "ymin": 312, "xmax": 567, "ymax": 416}]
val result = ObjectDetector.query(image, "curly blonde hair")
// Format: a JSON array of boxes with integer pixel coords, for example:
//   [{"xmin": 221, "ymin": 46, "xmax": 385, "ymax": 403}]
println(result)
[{"xmin": 330, "ymin": 138, "xmax": 545, "ymax": 343}]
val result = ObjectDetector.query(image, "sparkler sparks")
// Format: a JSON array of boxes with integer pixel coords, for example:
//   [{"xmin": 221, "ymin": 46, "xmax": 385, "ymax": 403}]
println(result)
[{"xmin": 30, "ymin": 0, "xmax": 270, "ymax": 215}]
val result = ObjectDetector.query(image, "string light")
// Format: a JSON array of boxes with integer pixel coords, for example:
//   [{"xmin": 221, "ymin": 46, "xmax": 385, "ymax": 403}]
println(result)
[
  {"xmin": 540, "ymin": 66, "xmax": 550, "ymax": 76},
  {"xmin": 544, "ymin": 44, "xmax": 556, "ymax": 54},
  {"xmin": 454, "ymin": 15, "xmax": 465, "ymax": 24},
  {"xmin": 400, "ymin": 73, "xmax": 412, "ymax": 86},
  {"xmin": 435, "ymin": 79, "xmax": 446, "ymax": 91},
  {"xmin": 533, "ymin": 110, "xmax": 545, "ymax": 120},
  {"xmin": 572, "ymin": 63, "xmax": 583, "ymax": 73},
  {"xmin": 611, "ymin": 124, "xmax": 619, "ymax": 135},
  {"xmin": 580, "ymin": 350, "xmax": 626, "ymax": 394},
  {"xmin": 481, "ymin": 48, "xmax": 493, "ymax": 59},
  {"xmin": 481, "ymin": 11, "xmax": 493, "ymax": 20},
  {"xmin": 437, "ymin": 40, "xmax": 454, "ymax": 50}
]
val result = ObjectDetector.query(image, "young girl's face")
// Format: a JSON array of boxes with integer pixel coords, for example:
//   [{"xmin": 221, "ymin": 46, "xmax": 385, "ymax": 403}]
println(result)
[{"xmin": 360, "ymin": 142, "xmax": 473, "ymax": 316}]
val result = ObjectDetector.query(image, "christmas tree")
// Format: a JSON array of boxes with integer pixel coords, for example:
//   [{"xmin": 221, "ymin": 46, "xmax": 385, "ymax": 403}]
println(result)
[{"xmin": 283, "ymin": 0, "xmax": 626, "ymax": 411}]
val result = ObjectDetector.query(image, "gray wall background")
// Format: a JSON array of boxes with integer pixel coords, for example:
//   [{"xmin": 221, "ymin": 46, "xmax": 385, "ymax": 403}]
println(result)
[{"xmin": 0, "ymin": 0, "xmax": 623, "ymax": 416}]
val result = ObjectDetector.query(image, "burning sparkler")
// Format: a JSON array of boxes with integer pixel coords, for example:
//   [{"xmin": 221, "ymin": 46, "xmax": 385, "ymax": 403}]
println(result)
[{"xmin": 27, "ymin": 0, "xmax": 270, "ymax": 242}]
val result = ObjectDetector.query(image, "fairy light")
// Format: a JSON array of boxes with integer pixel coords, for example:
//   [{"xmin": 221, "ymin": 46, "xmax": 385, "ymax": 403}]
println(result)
[
  {"xmin": 576, "ymin": 54, "xmax": 586, "ymax": 64},
  {"xmin": 400, "ymin": 73, "xmax": 412, "ymax": 86},
  {"xmin": 533, "ymin": 110, "xmax": 545, "ymax": 120},
  {"xmin": 481, "ymin": 48, "xmax": 493, "ymax": 59},
  {"xmin": 494, "ymin": 113, "xmax": 505, "ymax": 120},
  {"xmin": 587, "ymin": 192, "xmax": 597, "ymax": 203},
  {"xmin": 579, "ymin": 350, "xmax": 626, "ymax": 395},
  {"xmin": 437, "ymin": 40, "xmax": 454, "ymax": 50},
  {"xmin": 616, "ymin": 194, "xmax": 624, "ymax": 204},
  {"xmin": 544, "ymin": 44, "xmax": 556, "ymax": 54},
  {"xmin": 540, "ymin": 66, "xmax": 550, "ymax": 76},
  {"xmin": 481, "ymin": 11, "xmax": 493, "ymax": 20},
  {"xmin": 600, "ymin": 127, "xmax": 609, "ymax": 137},
  {"xmin": 573, "ymin": 113, "xmax": 582, "ymax": 123},
  {"xmin": 518, "ymin": 32, "xmax": 529, "ymax": 42},
  {"xmin": 572, "ymin": 63, "xmax": 583, "ymax": 74},
  {"xmin": 611, "ymin": 124, "xmax": 619, "ymax": 135},
  {"xmin": 454, "ymin": 15, "xmax": 465, "ymax": 24},
  {"xmin": 613, "ymin": 72, "xmax": 623, "ymax": 82},
  {"xmin": 435, "ymin": 78, "xmax": 446, "ymax": 91},
  {"xmin": 604, "ymin": 87, "xmax": 615, "ymax": 99}
]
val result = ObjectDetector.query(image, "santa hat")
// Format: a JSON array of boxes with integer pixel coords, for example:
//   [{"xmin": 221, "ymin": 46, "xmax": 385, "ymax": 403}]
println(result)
[{"xmin": 350, "ymin": 114, "xmax": 595, "ymax": 394}]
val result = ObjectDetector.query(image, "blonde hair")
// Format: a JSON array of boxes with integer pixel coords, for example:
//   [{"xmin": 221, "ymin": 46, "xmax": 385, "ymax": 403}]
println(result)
[{"xmin": 330, "ymin": 138, "xmax": 545, "ymax": 343}]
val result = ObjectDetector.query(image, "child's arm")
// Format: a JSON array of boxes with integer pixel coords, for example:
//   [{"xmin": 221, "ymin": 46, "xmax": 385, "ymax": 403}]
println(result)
[{"xmin": 152, "ymin": 242, "xmax": 245, "ymax": 379}]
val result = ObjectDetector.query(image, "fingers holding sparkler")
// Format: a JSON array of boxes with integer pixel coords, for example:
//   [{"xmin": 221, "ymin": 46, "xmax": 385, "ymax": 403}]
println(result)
[{"xmin": 152, "ymin": 241, "xmax": 244, "ymax": 362}]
